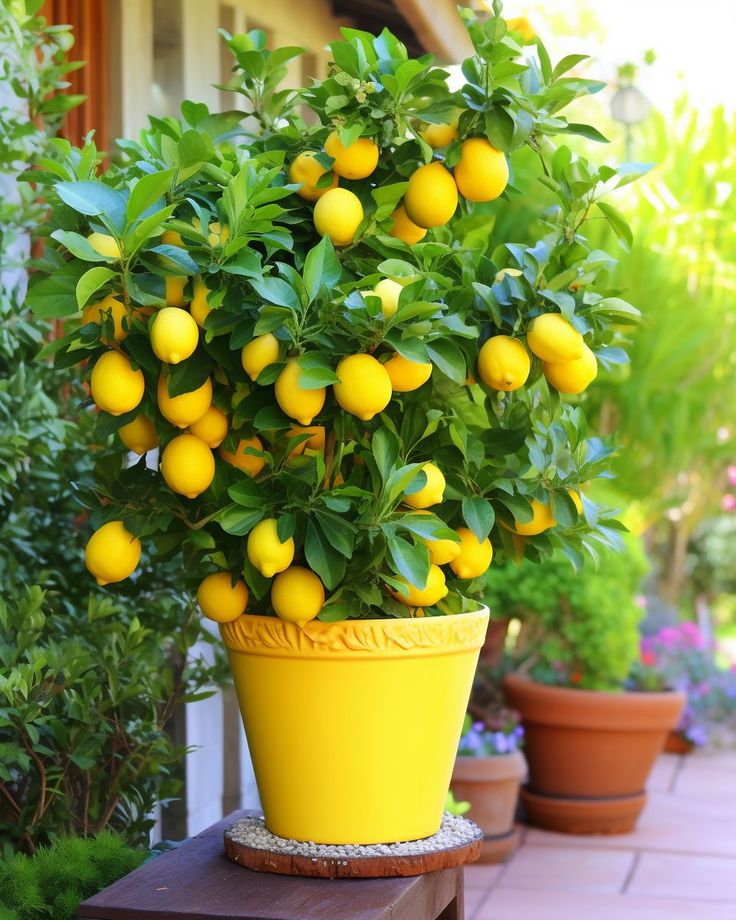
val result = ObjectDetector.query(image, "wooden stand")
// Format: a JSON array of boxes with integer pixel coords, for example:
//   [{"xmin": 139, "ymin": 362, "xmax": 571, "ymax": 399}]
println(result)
[
  {"xmin": 78, "ymin": 810, "xmax": 470, "ymax": 920},
  {"xmin": 224, "ymin": 815, "xmax": 484, "ymax": 879}
]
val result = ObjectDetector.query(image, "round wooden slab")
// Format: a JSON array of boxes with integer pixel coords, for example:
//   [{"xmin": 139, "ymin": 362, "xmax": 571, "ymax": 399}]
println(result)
[{"xmin": 224, "ymin": 815, "xmax": 484, "ymax": 878}]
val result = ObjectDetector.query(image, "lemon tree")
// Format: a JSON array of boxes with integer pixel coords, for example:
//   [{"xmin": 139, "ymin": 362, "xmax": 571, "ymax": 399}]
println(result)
[{"xmin": 28, "ymin": 2, "xmax": 646, "ymax": 627}]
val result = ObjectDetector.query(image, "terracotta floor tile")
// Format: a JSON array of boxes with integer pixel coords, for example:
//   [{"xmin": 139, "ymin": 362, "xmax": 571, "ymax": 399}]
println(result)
[
  {"xmin": 474, "ymin": 889, "xmax": 736, "ymax": 919},
  {"xmin": 464, "ymin": 863, "xmax": 505, "ymax": 889},
  {"xmin": 464, "ymin": 885, "xmax": 491, "ymax": 919},
  {"xmin": 647, "ymin": 753, "xmax": 681, "ymax": 793},
  {"xmin": 525, "ymin": 791, "xmax": 736, "ymax": 857},
  {"xmin": 494, "ymin": 844, "xmax": 634, "ymax": 893},
  {"xmin": 674, "ymin": 757, "xmax": 736, "ymax": 805},
  {"xmin": 628, "ymin": 851, "xmax": 736, "ymax": 901}
]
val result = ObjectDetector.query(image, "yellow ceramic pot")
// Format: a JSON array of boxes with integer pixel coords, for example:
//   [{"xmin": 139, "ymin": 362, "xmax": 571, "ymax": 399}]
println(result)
[{"xmin": 221, "ymin": 607, "xmax": 489, "ymax": 844}]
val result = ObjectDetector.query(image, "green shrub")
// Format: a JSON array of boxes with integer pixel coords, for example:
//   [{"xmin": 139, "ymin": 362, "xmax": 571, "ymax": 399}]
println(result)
[
  {"xmin": 486, "ymin": 536, "xmax": 648, "ymax": 690},
  {"xmin": 0, "ymin": 830, "xmax": 146, "ymax": 920},
  {"xmin": 0, "ymin": 585, "xmax": 217, "ymax": 852}
]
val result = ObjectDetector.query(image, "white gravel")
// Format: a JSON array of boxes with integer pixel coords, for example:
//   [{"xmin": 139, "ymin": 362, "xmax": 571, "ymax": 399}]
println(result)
[{"xmin": 225, "ymin": 812, "xmax": 482, "ymax": 859}]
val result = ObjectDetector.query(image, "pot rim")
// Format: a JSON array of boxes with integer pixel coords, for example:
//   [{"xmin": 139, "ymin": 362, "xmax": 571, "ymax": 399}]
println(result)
[
  {"xmin": 503, "ymin": 672, "xmax": 685, "ymax": 731},
  {"xmin": 221, "ymin": 605, "xmax": 490, "ymax": 660},
  {"xmin": 453, "ymin": 748, "xmax": 527, "ymax": 782}
]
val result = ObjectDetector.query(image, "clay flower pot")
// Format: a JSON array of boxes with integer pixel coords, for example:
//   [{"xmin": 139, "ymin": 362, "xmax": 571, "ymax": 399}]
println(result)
[
  {"xmin": 663, "ymin": 730, "xmax": 695, "ymax": 755},
  {"xmin": 504, "ymin": 673, "xmax": 685, "ymax": 834},
  {"xmin": 451, "ymin": 749, "xmax": 526, "ymax": 861},
  {"xmin": 222, "ymin": 608, "xmax": 489, "ymax": 845}
]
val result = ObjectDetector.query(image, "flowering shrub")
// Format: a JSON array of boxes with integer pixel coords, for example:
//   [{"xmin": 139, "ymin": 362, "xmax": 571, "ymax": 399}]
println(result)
[
  {"xmin": 457, "ymin": 712, "xmax": 523, "ymax": 757},
  {"xmin": 633, "ymin": 621, "xmax": 736, "ymax": 746}
]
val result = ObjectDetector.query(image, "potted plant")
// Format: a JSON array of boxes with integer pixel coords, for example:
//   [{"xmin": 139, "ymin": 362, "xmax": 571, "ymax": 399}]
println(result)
[
  {"xmin": 635, "ymin": 621, "xmax": 736, "ymax": 753},
  {"xmin": 496, "ymin": 537, "xmax": 685, "ymax": 833},
  {"xmin": 451, "ymin": 711, "xmax": 525, "ymax": 862},
  {"xmin": 28, "ymin": 4, "xmax": 642, "ymax": 846}
]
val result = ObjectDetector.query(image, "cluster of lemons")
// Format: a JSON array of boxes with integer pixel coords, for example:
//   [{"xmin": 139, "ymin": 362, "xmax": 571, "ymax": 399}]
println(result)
[
  {"xmin": 82, "ymin": 124, "xmax": 590, "ymax": 629},
  {"xmin": 290, "ymin": 122, "xmax": 508, "ymax": 248},
  {"xmin": 477, "ymin": 313, "xmax": 597, "ymax": 395}
]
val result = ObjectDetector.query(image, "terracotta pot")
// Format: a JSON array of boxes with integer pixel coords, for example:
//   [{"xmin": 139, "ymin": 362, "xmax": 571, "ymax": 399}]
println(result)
[
  {"xmin": 504, "ymin": 674, "xmax": 685, "ymax": 834},
  {"xmin": 663, "ymin": 730, "xmax": 695, "ymax": 755},
  {"xmin": 478, "ymin": 617, "xmax": 510, "ymax": 667},
  {"xmin": 222, "ymin": 608, "xmax": 489, "ymax": 845},
  {"xmin": 451, "ymin": 750, "xmax": 526, "ymax": 838}
]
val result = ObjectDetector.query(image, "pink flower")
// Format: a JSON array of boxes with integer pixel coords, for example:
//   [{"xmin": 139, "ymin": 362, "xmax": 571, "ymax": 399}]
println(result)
[
  {"xmin": 728, "ymin": 465, "xmax": 736, "ymax": 486},
  {"xmin": 641, "ymin": 650, "xmax": 657, "ymax": 666},
  {"xmin": 721, "ymin": 493, "xmax": 736, "ymax": 512}
]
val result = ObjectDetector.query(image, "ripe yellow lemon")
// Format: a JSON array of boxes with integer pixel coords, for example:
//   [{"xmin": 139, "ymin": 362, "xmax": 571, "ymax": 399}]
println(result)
[
  {"xmin": 197, "ymin": 571, "xmax": 249, "ymax": 623},
  {"xmin": 389, "ymin": 206, "xmax": 427, "ymax": 244},
  {"xmin": 90, "ymin": 351, "xmax": 144, "ymax": 416},
  {"xmin": 241, "ymin": 333, "xmax": 280, "ymax": 381},
  {"xmin": 188, "ymin": 405, "xmax": 228, "ymax": 448},
  {"xmin": 162, "ymin": 229, "xmax": 184, "ymax": 246},
  {"xmin": 275, "ymin": 358, "xmax": 326, "ymax": 426},
  {"xmin": 287, "ymin": 425, "xmax": 326, "ymax": 457},
  {"xmin": 421, "ymin": 121, "xmax": 458, "ymax": 148},
  {"xmin": 82, "ymin": 294, "xmax": 128, "ymax": 342},
  {"xmin": 190, "ymin": 276, "xmax": 211, "ymax": 327},
  {"xmin": 119, "ymin": 413, "xmax": 158, "ymax": 454},
  {"xmin": 192, "ymin": 217, "xmax": 229, "ymax": 247},
  {"xmin": 411, "ymin": 514, "xmax": 461, "ymax": 564},
  {"xmin": 453, "ymin": 138, "xmax": 509, "ymax": 202},
  {"xmin": 247, "ymin": 518, "xmax": 295, "ymax": 578},
  {"xmin": 157, "ymin": 375, "xmax": 212, "ymax": 428},
  {"xmin": 161, "ymin": 433, "xmax": 215, "ymax": 498},
  {"xmin": 527, "ymin": 313, "xmax": 584, "ymax": 362},
  {"xmin": 85, "ymin": 520, "xmax": 141, "ymax": 586},
  {"xmin": 404, "ymin": 162, "xmax": 458, "ymax": 228},
  {"xmin": 404, "ymin": 462, "xmax": 445, "ymax": 509},
  {"xmin": 87, "ymin": 232, "xmax": 122, "ymax": 259},
  {"xmin": 391, "ymin": 563, "xmax": 448, "ymax": 607},
  {"xmin": 271, "ymin": 566, "xmax": 325, "ymax": 627},
  {"xmin": 288, "ymin": 151, "xmax": 338, "ymax": 201},
  {"xmin": 373, "ymin": 278, "xmax": 403, "ymax": 318},
  {"xmin": 449, "ymin": 527, "xmax": 493, "ymax": 579},
  {"xmin": 325, "ymin": 131, "xmax": 378, "ymax": 180},
  {"xmin": 150, "ymin": 307, "xmax": 199, "ymax": 364},
  {"xmin": 313, "ymin": 188, "xmax": 363, "ymax": 246},
  {"xmin": 477, "ymin": 336, "xmax": 530, "ymax": 391},
  {"xmin": 543, "ymin": 343, "xmax": 598, "ymax": 395},
  {"xmin": 334, "ymin": 354, "xmax": 392, "ymax": 421},
  {"xmin": 165, "ymin": 275, "xmax": 187, "ymax": 307},
  {"xmin": 506, "ymin": 498, "xmax": 556, "ymax": 536},
  {"xmin": 384, "ymin": 353, "xmax": 432, "ymax": 392},
  {"xmin": 219, "ymin": 435, "xmax": 266, "ymax": 477}
]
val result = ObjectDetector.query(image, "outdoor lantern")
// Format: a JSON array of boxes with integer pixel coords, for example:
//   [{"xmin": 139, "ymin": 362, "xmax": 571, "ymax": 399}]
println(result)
[{"xmin": 610, "ymin": 84, "xmax": 651, "ymax": 127}]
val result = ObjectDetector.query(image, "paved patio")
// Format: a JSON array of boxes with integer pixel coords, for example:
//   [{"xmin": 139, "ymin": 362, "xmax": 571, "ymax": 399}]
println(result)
[{"xmin": 464, "ymin": 749, "xmax": 736, "ymax": 918}]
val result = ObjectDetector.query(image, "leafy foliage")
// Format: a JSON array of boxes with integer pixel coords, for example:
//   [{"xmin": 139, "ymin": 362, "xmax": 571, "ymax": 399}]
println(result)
[
  {"xmin": 0, "ymin": 830, "xmax": 146, "ymax": 920},
  {"xmin": 487, "ymin": 537, "xmax": 648, "ymax": 690},
  {"xmin": 0, "ymin": 1, "xmax": 224, "ymax": 853},
  {"xmin": 27, "ymin": 3, "xmax": 644, "ymax": 619}
]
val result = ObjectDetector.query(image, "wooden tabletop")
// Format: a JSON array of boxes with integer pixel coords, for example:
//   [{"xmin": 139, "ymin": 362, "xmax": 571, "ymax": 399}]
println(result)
[{"xmin": 77, "ymin": 811, "xmax": 465, "ymax": 920}]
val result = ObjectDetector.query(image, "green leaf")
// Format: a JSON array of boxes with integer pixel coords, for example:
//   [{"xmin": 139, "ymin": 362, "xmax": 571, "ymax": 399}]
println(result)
[
  {"xmin": 426, "ymin": 340, "xmax": 466, "ymax": 384},
  {"xmin": 250, "ymin": 275, "xmax": 301, "ymax": 310},
  {"xmin": 302, "ymin": 236, "xmax": 342, "ymax": 303},
  {"xmin": 596, "ymin": 201, "xmax": 633, "ymax": 252},
  {"xmin": 305, "ymin": 520, "xmax": 346, "ymax": 589},
  {"xmin": 462, "ymin": 496, "xmax": 495, "ymax": 542},
  {"xmin": 127, "ymin": 168, "xmax": 176, "ymax": 223},
  {"xmin": 560, "ymin": 122, "xmax": 609, "ymax": 144},
  {"xmin": 55, "ymin": 180, "xmax": 127, "ymax": 230},
  {"xmin": 228, "ymin": 479, "xmax": 263, "ymax": 507},
  {"xmin": 386, "ymin": 534, "xmax": 430, "ymax": 588},
  {"xmin": 484, "ymin": 107, "xmax": 514, "ymax": 152},
  {"xmin": 297, "ymin": 352, "xmax": 340, "ymax": 388},
  {"xmin": 178, "ymin": 129, "xmax": 216, "ymax": 167},
  {"xmin": 51, "ymin": 230, "xmax": 114, "ymax": 262},
  {"xmin": 26, "ymin": 261, "xmax": 87, "ymax": 318},
  {"xmin": 76, "ymin": 267, "xmax": 117, "ymax": 309},
  {"xmin": 551, "ymin": 54, "xmax": 588, "ymax": 81},
  {"xmin": 371, "ymin": 428, "xmax": 399, "ymax": 483},
  {"xmin": 216, "ymin": 505, "xmax": 264, "ymax": 536}
]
